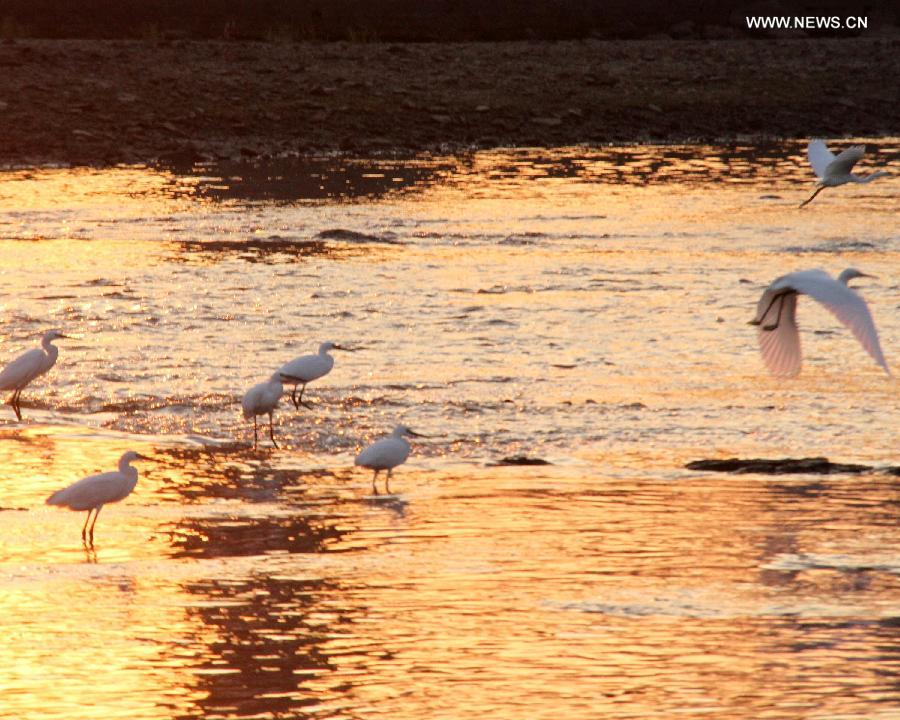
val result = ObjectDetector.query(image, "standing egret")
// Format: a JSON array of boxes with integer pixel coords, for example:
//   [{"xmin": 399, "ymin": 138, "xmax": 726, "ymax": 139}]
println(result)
[
  {"xmin": 0, "ymin": 329, "xmax": 69, "ymax": 421},
  {"xmin": 242, "ymin": 372, "xmax": 286, "ymax": 449},
  {"xmin": 355, "ymin": 425, "xmax": 427, "ymax": 494},
  {"xmin": 279, "ymin": 341, "xmax": 349, "ymax": 409},
  {"xmin": 749, "ymin": 268, "xmax": 890, "ymax": 377},
  {"xmin": 800, "ymin": 140, "xmax": 887, "ymax": 207},
  {"xmin": 46, "ymin": 450, "xmax": 150, "ymax": 544}
]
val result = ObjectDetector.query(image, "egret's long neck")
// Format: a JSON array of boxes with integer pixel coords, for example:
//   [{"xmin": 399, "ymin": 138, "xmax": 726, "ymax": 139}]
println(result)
[
  {"xmin": 836, "ymin": 269, "xmax": 862, "ymax": 286},
  {"xmin": 41, "ymin": 338, "xmax": 59, "ymax": 362},
  {"xmin": 118, "ymin": 457, "xmax": 138, "ymax": 477},
  {"xmin": 318, "ymin": 344, "xmax": 332, "ymax": 357}
]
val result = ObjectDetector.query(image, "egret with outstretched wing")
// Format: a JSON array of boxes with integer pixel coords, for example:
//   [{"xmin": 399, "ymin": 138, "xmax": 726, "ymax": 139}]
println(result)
[
  {"xmin": 749, "ymin": 268, "xmax": 890, "ymax": 377},
  {"xmin": 801, "ymin": 140, "xmax": 887, "ymax": 207}
]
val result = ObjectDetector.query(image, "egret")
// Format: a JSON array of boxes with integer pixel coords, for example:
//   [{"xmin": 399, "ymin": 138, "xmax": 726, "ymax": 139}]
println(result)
[
  {"xmin": 0, "ymin": 329, "xmax": 69, "ymax": 421},
  {"xmin": 800, "ymin": 139, "xmax": 887, "ymax": 207},
  {"xmin": 355, "ymin": 425, "xmax": 427, "ymax": 494},
  {"xmin": 749, "ymin": 268, "xmax": 890, "ymax": 377},
  {"xmin": 242, "ymin": 372, "xmax": 286, "ymax": 449},
  {"xmin": 279, "ymin": 341, "xmax": 348, "ymax": 409},
  {"xmin": 46, "ymin": 450, "xmax": 150, "ymax": 544}
]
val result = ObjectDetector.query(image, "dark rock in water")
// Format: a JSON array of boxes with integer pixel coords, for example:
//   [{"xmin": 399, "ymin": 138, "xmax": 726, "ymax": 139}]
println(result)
[
  {"xmin": 490, "ymin": 455, "xmax": 552, "ymax": 466},
  {"xmin": 686, "ymin": 457, "xmax": 872, "ymax": 475},
  {"xmin": 316, "ymin": 228, "xmax": 400, "ymax": 244}
]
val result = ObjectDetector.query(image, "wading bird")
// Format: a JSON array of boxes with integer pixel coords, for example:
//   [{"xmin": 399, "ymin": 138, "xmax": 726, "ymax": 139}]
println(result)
[
  {"xmin": 0, "ymin": 329, "xmax": 69, "ymax": 421},
  {"xmin": 749, "ymin": 268, "xmax": 890, "ymax": 377},
  {"xmin": 800, "ymin": 140, "xmax": 887, "ymax": 208},
  {"xmin": 242, "ymin": 372, "xmax": 286, "ymax": 449},
  {"xmin": 46, "ymin": 450, "xmax": 150, "ymax": 545},
  {"xmin": 355, "ymin": 425, "xmax": 427, "ymax": 494},
  {"xmin": 279, "ymin": 341, "xmax": 348, "ymax": 409}
]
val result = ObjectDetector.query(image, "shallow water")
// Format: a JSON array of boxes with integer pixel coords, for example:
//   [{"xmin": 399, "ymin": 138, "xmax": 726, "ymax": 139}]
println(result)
[{"xmin": 0, "ymin": 142, "xmax": 898, "ymax": 719}]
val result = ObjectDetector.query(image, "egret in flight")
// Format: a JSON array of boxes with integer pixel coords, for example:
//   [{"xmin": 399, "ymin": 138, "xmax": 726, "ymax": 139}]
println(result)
[
  {"xmin": 355, "ymin": 425, "xmax": 427, "ymax": 494},
  {"xmin": 0, "ymin": 329, "xmax": 69, "ymax": 421},
  {"xmin": 749, "ymin": 268, "xmax": 890, "ymax": 377},
  {"xmin": 242, "ymin": 372, "xmax": 286, "ymax": 449},
  {"xmin": 46, "ymin": 450, "xmax": 150, "ymax": 545},
  {"xmin": 800, "ymin": 140, "xmax": 887, "ymax": 207},
  {"xmin": 279, "ymin": 341, "xmax": 349, "ymax": 409}
]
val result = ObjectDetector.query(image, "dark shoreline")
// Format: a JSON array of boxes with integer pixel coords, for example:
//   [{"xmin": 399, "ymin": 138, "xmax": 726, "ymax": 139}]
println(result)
[{"xmin": 0, "ymin": 38, "xmax": 897, "ymax": 168}]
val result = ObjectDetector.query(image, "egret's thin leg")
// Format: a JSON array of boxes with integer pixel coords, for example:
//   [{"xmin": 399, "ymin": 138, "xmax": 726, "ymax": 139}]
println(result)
[
  {"xmin": 372, "ymin": 470, "xmax": 380, "ymax": 495},
  {"xmin": 11, "ymin": 390, "xmax": 22, "ymax": 421},
  {"xmin": 763, "ymin": 295, "xmax": 787, "ymax": 331},
  {"xmin": 297, "ymin": 384, "xmax": 313, "ymax": 410},
  {"xmin": 750, "ymin": 292, "xmax": 783, "ymax": 327},
  {"xmin": 88, "ymin": 506, "xmax": 101, "ymax": 545},
  {"xmin": 252, "ymin": 416, "xmax": 259, "ymax": 449},
  {"xmin": 385, "ymin": 469, "xmax": 393, "ymax": 495},
  {"xmin": 268, "ymin": 412, "xmax": 278, "ymax": 449},
  {"xmin": 291, "ymin": 384, "xmax": 300, "ymax": 409},
  {"xmin": 799, "ymin": 185, "xmax": 825, "ymax": 208},
  {"xmin": 81, "ymin": 509, "xmax": 94, "ymax": 542}
]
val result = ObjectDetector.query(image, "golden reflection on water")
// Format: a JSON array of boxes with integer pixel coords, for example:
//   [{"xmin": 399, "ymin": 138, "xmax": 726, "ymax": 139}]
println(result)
[{"xmin": 0, "ymin": 144, "xmax": 898, "ymax": 718}]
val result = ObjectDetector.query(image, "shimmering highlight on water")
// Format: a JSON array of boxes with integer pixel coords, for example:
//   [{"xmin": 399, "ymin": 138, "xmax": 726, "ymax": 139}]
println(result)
[{"xmin": 0, "ymin": 142, "xmax": 898, "ymax": 719}]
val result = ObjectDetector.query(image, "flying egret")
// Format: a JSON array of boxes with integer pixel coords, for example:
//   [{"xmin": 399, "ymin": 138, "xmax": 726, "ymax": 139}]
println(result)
[
  {"xmin": 0, "ymin": 329, "xmax": 69, "ymax": 421},
  {"xmin": 279, "ymin": 341, "xmax": 349, "ymax": 409},
  {"xmin": 800, "ymin": 140, "xmax": 887, "ymax": 207},
  {"xmin": 242, "ymin": 372, "xmax": 286, "ymax": 449},
  {"xmin": 355, "ymin": 425, "xmax": 427, "ymax": 494},
  {"xmin": 749, "ymin": 268, "xmax": 890, "ymax": 377},
  {"xmin": 46, "ymin": 450, "xmax": 150, "ymax": 544}
]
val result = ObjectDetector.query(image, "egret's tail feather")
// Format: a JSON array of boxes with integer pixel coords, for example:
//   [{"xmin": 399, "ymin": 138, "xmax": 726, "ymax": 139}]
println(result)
[{"xmin": 46, "ymin": 487, "xmax": 69, "ymax": 506}]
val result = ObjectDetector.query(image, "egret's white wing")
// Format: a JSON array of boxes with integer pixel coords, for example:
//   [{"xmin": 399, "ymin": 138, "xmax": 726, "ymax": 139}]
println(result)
[
  {"xmin": 0, "ymin": 348, "xmax": 46, "ymax": 390},
  {"xmin": 825, "ymin": 145, "xmax": 864, "ymax": 178},
  {"xmin": 46, "ymin": 471, "xmax": 130, "ymax": 510},
  {"xmin": 242, "ymin": 379, "xmax": 281, "ymax": 417},
  {"xmin": 355, "ymin": 438, "xmax": 409, "ymax": 470},
  {"xmin": 280, "ymin": 353, "xmax": 332, "ymax": 382},
  {"xmin": 807, "ymin": 140, "xmax": 835, "ymax": 179},
  {"xmin": 791, "ymin": 273, "xmax": 890, "ymax": 375},
  {"xmin": 757, "ymin": 293, "xmax": 802, "ymax": 377}
]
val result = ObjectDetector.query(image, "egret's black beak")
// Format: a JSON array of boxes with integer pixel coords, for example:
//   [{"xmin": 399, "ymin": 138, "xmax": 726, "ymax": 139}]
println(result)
[
  {"xmin": 407, "ymin": 429, "xmax": 429, "ymax": 438},
  {"xmin": 135, "ymin": 453, "xmax": 152, "ymax": 461},
  {"xmin": 333, "ymin": 344, "xmax": 355, "ymax": 352}
]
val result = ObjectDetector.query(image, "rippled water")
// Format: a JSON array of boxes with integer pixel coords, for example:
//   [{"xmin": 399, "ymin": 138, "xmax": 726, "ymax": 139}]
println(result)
[{"xmin": 0, "ymin": 142, "xmax": 898, "ymax": 719}]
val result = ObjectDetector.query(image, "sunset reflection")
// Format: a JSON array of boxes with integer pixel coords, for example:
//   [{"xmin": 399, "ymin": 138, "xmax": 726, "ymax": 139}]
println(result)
[{"xmin": 0, "ymin": 145, "xmax": 898, "ymax": 718}]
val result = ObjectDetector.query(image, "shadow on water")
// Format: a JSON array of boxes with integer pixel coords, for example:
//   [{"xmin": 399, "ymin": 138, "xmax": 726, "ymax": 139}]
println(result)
[
  {"xmin": 168, "ymin": 156, "xmax": 459, "ymax": 203},
  {"xmin": 174, "ymin": 574, "xmax": 365, "ymax": 720},
  {"xmin": 166, "ymin": 139, "xmax": 900, "ymax": 205}
]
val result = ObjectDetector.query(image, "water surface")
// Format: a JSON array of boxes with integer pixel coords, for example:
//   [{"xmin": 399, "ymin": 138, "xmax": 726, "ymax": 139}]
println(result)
[{"xmin": 0, "ymin": 141, "xmax": 898, "ymax": 719}]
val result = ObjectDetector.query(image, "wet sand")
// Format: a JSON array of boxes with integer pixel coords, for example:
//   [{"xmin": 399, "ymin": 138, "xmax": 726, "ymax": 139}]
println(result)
[{"xmin": 0, "ymin": 37, "xmax": 897, "ymax": 166}]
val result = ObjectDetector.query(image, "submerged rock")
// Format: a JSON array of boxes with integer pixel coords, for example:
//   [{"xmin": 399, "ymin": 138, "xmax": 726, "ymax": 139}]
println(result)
[
  {"xmin": 490, "ymin": 455, "xmax": 552, "ymax": 466},
  {"xmin": 316, "ymin": 228, "xmax": 401, "ymax": 244},
  {"xmin": 686, "ymin": 457, "xmax": 878, "ymax": 475}
]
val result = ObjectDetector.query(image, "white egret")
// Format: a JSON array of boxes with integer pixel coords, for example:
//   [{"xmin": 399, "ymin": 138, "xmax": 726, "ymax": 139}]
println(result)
[
  {"xmin": 800, "ymin": 139, "xmax": 887, "ymax": 207},
  {"xmin": 0, "ymin": 329, "xmax": 69, "ymax": 421},
  {"xmin": 749, "ymin": 268, "xmax": 890, "ymax": 377},
  {"xmin": 242, "ymin": 372, "xmax": 286, "ymax": 449},
  {"xmin": 46, "ymin": 450, "xmax": 150, "ymax": 544},
  {"xmin": 355, "ymin": 425, "xmax": 427, "ymax": 494},
  {"xmin": 279, "ymin": 341, "xmax": 349, "ymax": 409}
]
